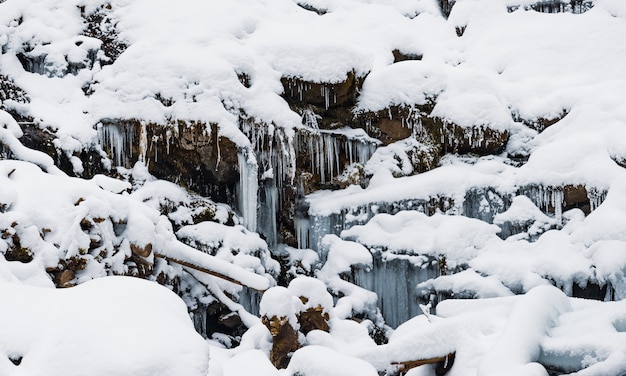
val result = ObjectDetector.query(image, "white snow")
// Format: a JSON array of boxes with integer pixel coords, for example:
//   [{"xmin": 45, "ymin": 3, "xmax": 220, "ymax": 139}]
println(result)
[
  {"xmin": 1, "ymin": 0, "xmax": 626, "ymax": 374},
  {"xmin": 287, "ymin": 345, "xmax": 378, "ymax": 376},
  {"xmin": 259, "ymin": 286, "xmax": 302, "ymax": 329},
  {"xmin": 288, "ymin": 276, "xmax": 334, "ymax": 315},
  {"xmin": 477, "ymin": 285, "xmax": 572, "ymax": 376},
  {"xmin": 342, "ymin": 211, "xmax": 500, "ymax": 267},
  {"xmin": 0, "ymin": 276, "xmax": 210, "ymax": 376}
]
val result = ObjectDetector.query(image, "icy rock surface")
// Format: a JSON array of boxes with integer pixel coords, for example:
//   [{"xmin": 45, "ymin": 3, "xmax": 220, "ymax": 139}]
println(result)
[{"xmin": 1, "ymin": 0, "xmax": 626, "ymax": 374}]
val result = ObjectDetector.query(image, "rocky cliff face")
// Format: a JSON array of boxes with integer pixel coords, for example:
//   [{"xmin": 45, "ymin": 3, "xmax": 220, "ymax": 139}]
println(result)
[{"xmin": 1, "ymin": 0, "xmax": 625, "ymax": 353}]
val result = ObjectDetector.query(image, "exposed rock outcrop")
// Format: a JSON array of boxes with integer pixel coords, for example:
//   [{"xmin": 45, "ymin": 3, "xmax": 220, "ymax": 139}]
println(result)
[
  {"xmin": 98, "ymin": 119, "xmax": 240, "ymax": 203},
  {"xmin": 262, "ymin": 315, "xmax": 300, "ymax": 369}
]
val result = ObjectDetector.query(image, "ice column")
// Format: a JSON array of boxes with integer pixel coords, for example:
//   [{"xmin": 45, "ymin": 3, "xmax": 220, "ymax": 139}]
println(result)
[
  {"xmin": 237, "ymin": 149, "xmax": 259, "ymax": 232},
  {"xmin": 295, "ymin": 217, "xmax": 311, "ymax": 250},
  {"xmin": 354, "ymin": 252, "xmax": 439, "ymax": 328},
  {"xmin": 258, "ymin": 181, "xmax": 278, "ymax": 248}
]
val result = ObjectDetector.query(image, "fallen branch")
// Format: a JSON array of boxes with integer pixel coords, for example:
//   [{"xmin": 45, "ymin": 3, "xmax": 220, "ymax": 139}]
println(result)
[
  {"xmin": 154, "ymin": 253, "xmax": 267, "ymax": 293},
  {"xmin": 392, "ymin": 352, "xmax": 455, "ymax": 375}
]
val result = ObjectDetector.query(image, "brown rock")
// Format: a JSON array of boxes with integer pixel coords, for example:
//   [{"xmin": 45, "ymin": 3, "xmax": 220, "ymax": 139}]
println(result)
[
  {"xmin": 378, "ymin": 118, "xmax": 413, "ymax": 145},
  {"xmin": 218, "ymin": 312, "xmax": 243, "ymax": 329},
  {"xmin": 281, "ymin": 72, "xmax": 361, "ymax": 110},
  {"xmin": 421, "ymin": 116, "xmax": 509, "ymax": 156},
  {"xmin": 262, "ymin": 315, "xmax": 301, "ymax": 369},
  {"xmin": 54, "ymin": 269, "xmax": 76, "ymax": 288},
  {"xmin": 298, "ymin": 305, "xmax": 330, "ymax": 334},
  {"xmin": 98, "ymin": 119, "xmax": 240, "ymax": 202},
  {"xmin": 130, "ymin": 243, "xmax": 152, "ymax": 258},
  {"xmin": 563, "ymin": 184, "xmax": 591, "ymax": 214},
  {"xmin": 392, "ymin": 49, "xmax": 422, "ymax": 63}
]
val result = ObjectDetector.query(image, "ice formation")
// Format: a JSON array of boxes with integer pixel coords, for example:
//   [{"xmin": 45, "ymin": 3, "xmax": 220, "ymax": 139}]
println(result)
[
  {"xmin": 1, "ymin": 0, "xmax": 626, "ymax": 374},
  {"xmin": 296, "ymin": 111, "xmax": 380, "ymax": 184}
]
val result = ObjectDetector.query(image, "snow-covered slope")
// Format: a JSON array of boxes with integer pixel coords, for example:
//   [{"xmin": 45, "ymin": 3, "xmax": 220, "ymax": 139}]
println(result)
[
  {"xmin": 1, "ymin": 0, "xmax": 626, "ymax": 374},
  {"xmin": 0, "ymin": 276, "xmax": 210, "ymax": 376}
]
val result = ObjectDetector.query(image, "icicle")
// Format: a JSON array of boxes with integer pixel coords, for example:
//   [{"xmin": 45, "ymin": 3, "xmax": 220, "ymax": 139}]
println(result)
[
  {"xmin": 149, "ymin": 134, "xmax": 160, "ymax": 163},
  {"xmin": 587, "ymin": 187, "xmax": 607, "ymax": 212},
  {"xmin": 346, "ymin": 140, "xmax": 354, "ymax": 165},
  {"xmin": 165, "ymin": 128, "xmax": 172, "ymax": 155},
  {"xmin": 295, "ymin": 217, "xmax": 310, "ymax": 250},
  {"xmin": 138, "ymin": 121, "xmax": 148, "ymax": 164},
  {"xmin": 258, "ymin": 182, "xmax": 278, "ymax": 248},
  {"xmin": 321, "ymin": 85, "xmax": 331, "ymax": 110},
  {"xmin": 237, "ymin": 150, "xmax": 259, "ymax": 231},
  {"xmin": 552, "ymin": 189, "xmax": 563, "ymax": 225},
  {"xmin": 216, "ymin": 135, "xmax": 221, "ymax": 169}
]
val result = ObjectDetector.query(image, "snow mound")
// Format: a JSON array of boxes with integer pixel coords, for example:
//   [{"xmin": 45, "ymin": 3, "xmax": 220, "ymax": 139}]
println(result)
[
  {"xmin": 0, "ymin": 276, "xmax": 209, "ymax": 376},
  {"xmin": 287, "ymin": 345, "xmax": 378, "ymax": 376}
]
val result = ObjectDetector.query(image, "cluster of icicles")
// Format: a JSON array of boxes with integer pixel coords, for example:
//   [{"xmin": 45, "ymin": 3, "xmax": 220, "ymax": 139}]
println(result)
[
  {"xmin": 96, "ymin": 116, "xmax": 608, "ymax": 250},
  {"xmin": 95, "ymin": 113, "xmax": 383, "ymax": 243},
  {"xmin": 296, "ymin": 110, "xmax": 380, "ymax": 184},
  {"xmin": 296, "ymin": 185, "xmax": 608, "ymax": 252}
]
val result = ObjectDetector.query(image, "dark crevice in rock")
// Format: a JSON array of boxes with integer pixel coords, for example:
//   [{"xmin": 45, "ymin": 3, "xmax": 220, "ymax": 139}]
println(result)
[
  {"xmin": 392, "ymin": 49, "xmax": 423, "ymax": 63},
  {"xmin": 80, "ymin": 4, "xmax": 127, "ymax": 65},
  {"xmin": 145, "ymin": 122, "xmax": 240, "ymax": 204},
  {"xmin": 0, "ymin": 74, "xmax": 31, "ymax": 122},
  {"xmin": 18, "ymin": 125, "xmax": 107, "ymax": 178},
  {"xmin": 294, "ymin": 126, "xmax": 378, "ymax": 189},
  {"xmin": 9, "ymin": 355, "xmax": 22, "ymax": 366},
  {"xmin": 508, "ymin": 0, "xmax": 593, "ymax": 14},
  {"xmin": 0, "ymin": 74, "xmax": 29, "ymax": 105},
  {"xmin": 192, "ymin": 300, "xmax": 247, "ymax": 343},
  {"xmin": 611, "ymin": 155, "xmax": 626, "ymax": 170},
  {"xmin": 16, "ymin": 39, "xmax": 100, "ymax": 77},
  {"xmin": 236, "ymin": 71, "xmax": 252, "ymax": 88},
  {"xmin": 15, "ymin": 49, "xmax": 46, "ymax": 75},
  {"xmin": 439, "ymin": 0, "xmax": 456, "ymax": 18},
  {"xmin": 463, "ymin": 187, "xmax": 512, "ymax": 224},
  {"xmin": 512, "ymin": 109, "xmax": 569, "ymax": 133},
  {"xmin": 296, "ymin": 2, "xmax": 328, "ymax": 15},
  {"xmin": 572, "ymin": 281, "xmax": 607, "ymax": 301}
]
